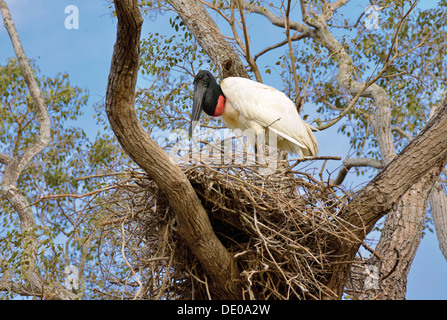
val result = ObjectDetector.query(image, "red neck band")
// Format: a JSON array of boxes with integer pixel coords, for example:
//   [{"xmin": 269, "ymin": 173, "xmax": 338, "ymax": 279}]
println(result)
[{"xmin": 214, "ymin": 95, "xmax": 225, "ymax": 116}]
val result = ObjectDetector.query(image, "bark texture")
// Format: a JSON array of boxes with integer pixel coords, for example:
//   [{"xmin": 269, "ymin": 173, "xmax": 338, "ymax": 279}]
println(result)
[
  {"xmin": 283, "ymin": 1, "xmax": 441, "ymax": 299},
  {"xmin": 156, "ymin": 0, "xmax": 447, "ymax": 299},
  {"xmin": 323, "ymin": 99, "xmax": 447, "ymax": 298},
  {"xmin": 168, "ymin": 0, "xmax": 248, "ymax": 79},
  {"xmin": 430, "ymin": 180, "xmax": 447, "ymax": 262},
  {"xmin": 105, "ymin": 0, "xmax": 447, "ymax": 300},
  {"xmin": 105, "ymin": 0, "xmax": 242, "ymax": 299},
  {"xmin": 347, "ymin": 170, "xmax": 436, "ymax": 299},
  {"xmin": 0, "ymin": 0, "xmax": 74, "ymax": 299}
]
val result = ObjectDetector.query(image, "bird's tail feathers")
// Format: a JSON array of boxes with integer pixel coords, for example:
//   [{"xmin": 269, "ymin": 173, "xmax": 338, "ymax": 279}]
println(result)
[{"xmin": 303, "ymin": 122, "xmax": 319, "ymax": 157}]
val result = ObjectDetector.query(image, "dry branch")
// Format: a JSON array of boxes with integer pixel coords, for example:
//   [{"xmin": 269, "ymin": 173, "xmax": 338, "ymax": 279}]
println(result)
[
  {"xmin": 0, "ymin": 0, "xmax": 74, "ymax": 300},
  {"xmin": 168, "ymin": 0, "xmax": 249, "ymax": 78},
  {"xmin": 97, "ymin": 162, "xmax": 354, "ymax": 300},
  {"xmin": 105, "ymin": 0, "xmax": 241, "ymax": 299}
]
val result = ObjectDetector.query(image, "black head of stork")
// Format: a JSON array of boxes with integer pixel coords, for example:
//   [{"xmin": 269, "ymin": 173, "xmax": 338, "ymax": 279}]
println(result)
[{"xmin": 189, "ymin": 70, "xmax": 225, "ymax": 136}]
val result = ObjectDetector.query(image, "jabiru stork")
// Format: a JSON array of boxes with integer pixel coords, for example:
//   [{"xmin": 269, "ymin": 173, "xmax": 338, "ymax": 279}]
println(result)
[{"xmin": 189, "ymin": 70, "xmax": 318, "ymax": 158}]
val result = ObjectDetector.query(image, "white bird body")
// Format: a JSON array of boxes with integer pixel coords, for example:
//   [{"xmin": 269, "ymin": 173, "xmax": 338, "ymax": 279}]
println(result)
[
  {"xmin": 220, "ymin": 77, "xmax": 318, "ymax": 157},
  {"xmin": 190, "ymin": 71, "xmax": 318, "ymax": 158}
]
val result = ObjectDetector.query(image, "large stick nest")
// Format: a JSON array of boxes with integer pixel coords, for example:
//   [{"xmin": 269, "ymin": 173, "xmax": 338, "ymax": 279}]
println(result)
[{"xmin": 97, "ymin": 161, "xmax": 354, "ymax": 300}]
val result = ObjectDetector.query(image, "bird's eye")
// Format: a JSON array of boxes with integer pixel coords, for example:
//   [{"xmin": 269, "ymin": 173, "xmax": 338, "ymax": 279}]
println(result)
[{"xmin": 198, "ymin": 75, "xmax": 203, "ymax": 80}]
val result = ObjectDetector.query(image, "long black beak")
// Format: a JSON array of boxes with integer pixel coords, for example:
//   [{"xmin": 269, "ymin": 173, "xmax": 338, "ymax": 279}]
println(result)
[{"xmin": 189, "ymin": 83, "xmax": 206, "ymax": 136}]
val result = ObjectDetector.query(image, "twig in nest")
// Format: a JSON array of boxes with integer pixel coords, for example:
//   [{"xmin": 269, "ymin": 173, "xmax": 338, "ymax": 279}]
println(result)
[{"xmin": 92, "ymin": 161, "xmax": 353, "ymax": 300}]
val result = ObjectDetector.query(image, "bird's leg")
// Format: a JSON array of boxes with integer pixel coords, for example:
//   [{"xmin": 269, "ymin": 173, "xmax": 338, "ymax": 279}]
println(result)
[
  {"xmin": 255, "ymin": 129, "xmax": 272, "ymax": 174},
  {"xmin": 254, "ymin": 141, "xmax": 258, "ymax": 163},
  {"xmin": 254, "ymin": 129, "xmax": 263, "ymax": 165}
]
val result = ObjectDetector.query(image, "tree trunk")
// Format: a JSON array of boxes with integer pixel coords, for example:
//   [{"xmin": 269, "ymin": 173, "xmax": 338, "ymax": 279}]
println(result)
[
  {"xmin": 107, "ymin": 0, "xmax": 447, "ymax": 300},
  {"xmin": 347, "ymin": 168, "xmax": 436, "ymax": 299},
  {"xmin": 323, "ymin": 99, "xmax": 447, "ymax": 298},
  {"xmin": 168, "ymin": 0, "xmax": 248, "ymax": 79},
  {"xmin": 430, "ymin": 179, "xmax": 447, "ymax": 262},
  {"xmin": 0, "ymin": 0, "xmax": 75, "ymax": 300},
  {"xmin": 105, "ymin": 0, "xmax": 242, "ymax": 299},
  {"xmin": 297, "ymin": 8, "xmax": 443, "ymax": 299}
]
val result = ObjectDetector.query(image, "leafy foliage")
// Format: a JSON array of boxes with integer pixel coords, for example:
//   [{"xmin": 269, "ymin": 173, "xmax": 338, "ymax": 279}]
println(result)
[
  {"xmin": 0, "ymin": 58, "xmax": 129, "ymax": 299},
  {"xmin": 1, "ymin": 0, "xmax": 447, "ymax": 299},
  {"xmin": 313, "ymin": 4, "xmax": 447, "ymax": 161}
]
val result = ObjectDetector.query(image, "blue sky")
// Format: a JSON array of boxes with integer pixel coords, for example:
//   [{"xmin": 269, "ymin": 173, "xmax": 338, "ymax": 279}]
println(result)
[{"xmin": 1, "ymin": 0, "xmax": 446, "ymax": 299}]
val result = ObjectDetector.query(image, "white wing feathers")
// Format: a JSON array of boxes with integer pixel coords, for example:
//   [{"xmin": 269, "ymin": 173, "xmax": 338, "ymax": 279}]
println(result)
[{"xmin": 221, "ymin": 77, "xmax": 318, "ymax": 157}]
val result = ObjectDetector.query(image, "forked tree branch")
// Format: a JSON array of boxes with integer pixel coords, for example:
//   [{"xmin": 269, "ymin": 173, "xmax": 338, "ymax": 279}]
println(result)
[
  {"xmin": 0, "ymin": 0, "xmax": 74, "ymax": 300},
  {"xmin": 105, "ymin": 0, "xmax": 242, "ymax": 299},
  {"xmin": 331, "ymin": 158, "xmax": 385, "ymax": 186},
  {"xmin": 168, "ymin": 0, "xmax": 248, "ymax": 79},
  {"xmin": 324, "ymin": 98, "xmax": 447, "ymax": 298},
  {"xmin": 168, "ymin": 0, "xmax": 447, "ymax": 300},
  {"xmin": 0, "ymin": 1, "xmax": 50, "ymax": 175}
]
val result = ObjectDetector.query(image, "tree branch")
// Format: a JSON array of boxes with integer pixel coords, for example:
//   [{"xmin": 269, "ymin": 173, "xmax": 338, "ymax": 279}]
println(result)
[
  {"xmin": 240, "ymin": 0, "xmax": 306, "ymax": 31},
  {"xmin": 0, "ymin": 1, "xmax": 51, "ymax": 175},
  {"xmin": 106, "ymin": 0, "xmax": 241, "ymax": 299},
  {"xmin": 284, "ymin": 0, "xmax": 302, "ymax": 110},
  {"xmin": 0, "ymin": 153, "xmax": 13, "ymax": 165},
  {"xmin": 324, "ymin": 99, "xmax": 447, "ymax": 298},
  {"xmin": 0, "ymin": 0, "xmax": 74, "ymax": 300},
  {"xmin": 235, "ymin": 0, "xmax": 262, "ymax": 82},
  {"xmin": 331, "ymin": 158, "xmax": 385, "ymax": 186},
  {"xmin": 168, "ymin": 0, "xmax": 248, "ymax": 79},
  {"xmin": 430, "ymin": 179, "xmax": 447, "ymax": 262},
  {"xmin": 253, "ymin": 32, "xmax": 310, "ymax": 61}
]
